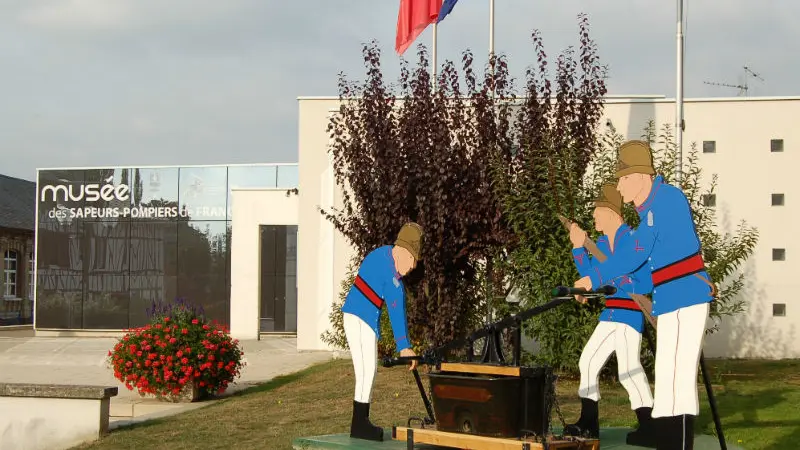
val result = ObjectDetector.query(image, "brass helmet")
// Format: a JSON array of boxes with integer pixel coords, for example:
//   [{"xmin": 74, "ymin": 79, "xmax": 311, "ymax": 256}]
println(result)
[
  {"xmin": 615, "ymin": 140, "xmax": 655, "ymax": 178},
  {"xmin": 395, "ymin": 222, "xmax": 423, "ymax": 260},
  {"xmin": 594, "ymin": 184, "xmax": 623, "ymax": 217}
]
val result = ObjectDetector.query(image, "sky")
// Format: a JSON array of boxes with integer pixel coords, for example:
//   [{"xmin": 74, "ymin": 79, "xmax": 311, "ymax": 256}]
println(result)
[{"xmin": 1, "ymin": 0, "xmax": 798, "ymax": 181}]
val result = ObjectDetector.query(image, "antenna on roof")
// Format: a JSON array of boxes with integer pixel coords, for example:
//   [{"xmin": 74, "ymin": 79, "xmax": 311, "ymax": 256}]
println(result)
[{"xmin": 703, "ymin": 65, "xmax": 764, "ymax": 96}]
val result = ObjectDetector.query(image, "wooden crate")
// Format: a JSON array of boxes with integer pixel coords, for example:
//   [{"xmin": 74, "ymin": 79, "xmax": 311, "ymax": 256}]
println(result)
[{"xmin": 392, "ymin": 426, "xmax": 600, "ymax": 450}]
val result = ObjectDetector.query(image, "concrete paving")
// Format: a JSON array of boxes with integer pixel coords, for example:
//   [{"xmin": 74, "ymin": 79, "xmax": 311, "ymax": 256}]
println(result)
[{"xmin": 0, "ymin": 331, "xmax": 335, "ymax": 429}]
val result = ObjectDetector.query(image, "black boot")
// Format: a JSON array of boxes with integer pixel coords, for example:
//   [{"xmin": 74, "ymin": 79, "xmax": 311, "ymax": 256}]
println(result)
[
  {"xmin": 563, "ymin": 398, "xmax": 599, "ymax": 438},
  {"xmin": 349, "ymin": 400, "xmax": 384, "ymax": 441},
  {"xmin": 625, "ymin": 407, "xmax": 657, "ymax": 447},
  {"xmin": 655, "ymin": 415, "xmax": 694, "ymax": 450}
]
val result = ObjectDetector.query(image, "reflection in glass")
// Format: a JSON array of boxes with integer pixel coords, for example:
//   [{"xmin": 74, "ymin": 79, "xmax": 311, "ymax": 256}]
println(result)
[
  {"xmin": 259, "ymin": 225, "xmax": 297, "ymax": 332},
  {"xmin": 276, "ymin": 165, "xmax": 299, "ymax": 189},
  {"xmin": 83, "ymin": 221, "xmax": 130, "ymax": 275},
  {"xmin": 83, "ymin": 277, "xmax": 130, "ymax": 329},
  {"xmin": 135, "ymin": 168, "xmax": 180, "ymax": 207},
  {"xmin": 179, "ymin": 167, "xmax": 228, "ymax": 221},
  {"xmin": 35, "ymin": 164, "xmax": 296, "ymax": 331}
]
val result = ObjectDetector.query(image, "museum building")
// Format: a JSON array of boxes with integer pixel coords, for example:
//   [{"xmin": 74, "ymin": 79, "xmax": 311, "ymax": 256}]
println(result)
[{"xmin": 34, "ymin": 164, "xmax": 299, "ymax": 339}]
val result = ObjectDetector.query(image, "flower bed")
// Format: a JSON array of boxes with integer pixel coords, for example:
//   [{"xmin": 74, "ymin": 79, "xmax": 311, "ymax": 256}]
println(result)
[{"xmin": 107, "ymin": 298, "xmax": 245, "ymax": 402}]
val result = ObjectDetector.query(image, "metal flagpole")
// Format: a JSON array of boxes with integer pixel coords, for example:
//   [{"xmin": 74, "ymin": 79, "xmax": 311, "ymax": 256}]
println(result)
[
  {"xmin": 489, "ymin": 0, "xmax": 495, "ymax": 56},
  {"xmin": 432, "ymin": 20, "xmax": 438, "ymax": 88},
  {"xmin": 675, "ymin": 0, "xmax": 684, "ymax": 183}
]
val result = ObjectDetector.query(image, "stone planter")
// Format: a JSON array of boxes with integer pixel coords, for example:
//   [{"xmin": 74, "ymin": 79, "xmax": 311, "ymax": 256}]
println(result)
[{"xmin": 139, "ymin": 381, "xmax": 207, "ymax": 403}]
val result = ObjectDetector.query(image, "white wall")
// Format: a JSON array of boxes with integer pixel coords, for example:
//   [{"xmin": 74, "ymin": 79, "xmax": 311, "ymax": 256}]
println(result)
[
  {"xmin": 296, "ymin": 95, "xmax": 800, "ymax": 358},
  {"xmin": 0, "ymin": 397, "xmax": 110, "ymax": 450},
  {"xmin": 229, "ymin": 188, "xmax": 298, "ymax": 341}
]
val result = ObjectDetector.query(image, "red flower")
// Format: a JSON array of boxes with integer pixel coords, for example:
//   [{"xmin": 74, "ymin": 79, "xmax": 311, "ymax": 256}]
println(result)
[
  {"xmin": 191, "ymin": 319, "xmax": 199, "ymax": 325},
  {"xmin": 181, "ymin": 328, "xmax": 189, "ymax": 335}
]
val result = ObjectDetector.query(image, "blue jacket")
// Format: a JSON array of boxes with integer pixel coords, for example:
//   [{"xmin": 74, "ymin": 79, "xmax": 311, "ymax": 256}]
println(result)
[
  {"xmin": 572, "ymin": 224, "xmax": 649, "ymax": 333},
  {"xmin": 589, "ymin": 175, "xmax": 713, "ymax": 316},
  {"xmin": 341, "ymin": 245, "xmax": 411, "ymax": 351}
]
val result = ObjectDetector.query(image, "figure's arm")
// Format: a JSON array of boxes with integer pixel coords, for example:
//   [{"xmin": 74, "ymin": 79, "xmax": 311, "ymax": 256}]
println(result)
[
  {"xmin": 593, "ymin": 226, "xmax": 658, "ymax": 286},
  {"xmin": 385, "ymin": 279, "xmax": 411, "ymax": 352},
  {"xmin": 572, "ymin": 247, "xmax": 595, "ymax": 278}
]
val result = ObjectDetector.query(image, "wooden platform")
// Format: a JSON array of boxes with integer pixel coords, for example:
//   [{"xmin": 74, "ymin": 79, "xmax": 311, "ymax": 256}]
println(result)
[
  {"xmin": 292, "ymin": 427, "xmax": 746, "ymax": 449},
  {"xmin": 392, "ymin": 426, "xmax": 599, "ymax": 450}
]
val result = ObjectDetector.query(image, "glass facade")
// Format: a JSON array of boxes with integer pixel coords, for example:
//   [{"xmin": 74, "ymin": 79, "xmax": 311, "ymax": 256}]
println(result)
[{"xmin": 35, "ymin": 164, "xmax": 298, "ymax": 330}]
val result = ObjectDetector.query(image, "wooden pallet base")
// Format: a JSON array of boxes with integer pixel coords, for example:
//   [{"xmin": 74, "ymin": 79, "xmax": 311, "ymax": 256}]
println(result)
[{"xmin": 392, "ymin": 426, "xmax": 600, "ymax": 450}]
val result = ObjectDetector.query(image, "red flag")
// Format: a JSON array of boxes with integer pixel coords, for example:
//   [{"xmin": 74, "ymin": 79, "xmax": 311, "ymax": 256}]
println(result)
[{"xmin": 395, "ymin": 0, "xmax": 442, "ymax": 55}]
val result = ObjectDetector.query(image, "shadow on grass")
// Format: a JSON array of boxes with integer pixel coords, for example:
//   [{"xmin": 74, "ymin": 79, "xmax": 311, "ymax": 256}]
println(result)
[
  {"xmin": 103, "ymin": 359, "xmax": 342, "ymax": 435},
  {"xmin": 696, "ymin": 386, "xmax": 800, "ymax": 449}
]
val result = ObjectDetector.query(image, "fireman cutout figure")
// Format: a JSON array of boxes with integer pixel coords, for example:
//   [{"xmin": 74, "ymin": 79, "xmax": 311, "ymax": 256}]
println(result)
[
  {"xmin": 565, "ymin": 184, "xmax": 656, "ymax": 447},
  {"xmin": 340, "ymin": 222, "xmax": 423, "ymax": 441},
  {"xmin": 573, "ymin": 141, "xmax": 714, "ymax": 450}
]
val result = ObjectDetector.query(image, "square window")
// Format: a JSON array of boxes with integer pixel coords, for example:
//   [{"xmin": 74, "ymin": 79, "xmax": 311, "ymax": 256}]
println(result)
[
  {"xmin": 773, "ymin": 303, "xmax": 786, "ymax": 317},
  {"xmin": 773, "ymin": 248, "xmax": 786, "ymax": 261},
  {"xmin": 702, "ymin": 194, "xmax": 716, "ymax": 207},
  {"xmin": 702, "ymin": 141, "xmax": 716, "ymax": 153},
  {"xmin": 771, "ymin": 139, "xmax": 784, "ymax": 153},
  {"xmin": 772, "ymin": 193, "xmax": 785, "ymax": 206}
]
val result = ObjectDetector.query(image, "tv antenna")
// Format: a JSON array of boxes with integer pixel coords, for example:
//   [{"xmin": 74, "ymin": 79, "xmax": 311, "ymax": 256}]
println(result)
[{"xmin": 704, "ymin": 65, "xmax": 764, "ymax": 96}]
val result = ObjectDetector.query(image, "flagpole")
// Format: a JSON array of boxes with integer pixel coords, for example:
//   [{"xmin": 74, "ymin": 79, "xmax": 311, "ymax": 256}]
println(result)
[
  {"xmin": 489, "ymin": 0, "xmax": 495, "ymax": 58},
  {"xmin": 675, "ymin": 0, "xmax": 684, "ymax": 183},
  {"xmin": 432, "ymin": 20, "xmax": 438, "ymax": 88}
]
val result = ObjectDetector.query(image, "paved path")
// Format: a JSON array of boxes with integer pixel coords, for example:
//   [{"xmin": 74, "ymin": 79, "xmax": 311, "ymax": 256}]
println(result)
[{"xmin": 0, "ymin": 332, "xmax": 335, "ymax": 428}]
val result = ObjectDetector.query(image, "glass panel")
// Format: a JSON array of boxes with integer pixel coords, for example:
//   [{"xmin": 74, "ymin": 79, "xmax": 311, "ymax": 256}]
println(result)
[
  {"xmin": 35, "ymin": 276, "xmax": 83, "ymax": 329},
  {"xmin": 83, "ymin": 276, "xmax": 130, "ymax": 329},
  {"xmin": 83, "ymin": 222, "xmax": 130, "ymax": 274},
  {"xmin": 129, "ymin": 221, "xmax": 178, "ymax": 277},
  {"xmin": 178, "ymin": 221, "xmax": 227, "ymax": 276},
  {"xmin": 276, "ymin": 165, "xmax": 299, "ymax": 189},
  {"xmin": 82, "ymin": 168, "xmax": 133, "ymax": 221},
  {"xmin": 37, "ymin": 169, "xmax": 86, "ymax": 224},
  {"xmin": 129, "ymin": 275, "xmax": 178, "ymax": 328},
  {"xmin": 178, "ymin": 167, "xmax": 228, "ymax": 221},
  {"xmin": 177, "ymin": 220, "xmax": 229, "ymax": 325},
  {"xmin": 128, "ymin": 167, "xmax": 182, "ymax": 220},
  {"xmin": 259, "ymin": 225, "xmax": 297, "ymax": 333}
]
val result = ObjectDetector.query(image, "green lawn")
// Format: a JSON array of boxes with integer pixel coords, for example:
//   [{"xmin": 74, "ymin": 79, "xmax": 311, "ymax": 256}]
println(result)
[{"xmin": 72, "ymin": 358, "xmax": 800, "ymax": 450}]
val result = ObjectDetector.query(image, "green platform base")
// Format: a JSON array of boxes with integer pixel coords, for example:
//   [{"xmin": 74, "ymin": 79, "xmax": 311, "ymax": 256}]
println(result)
[{"xmin": 293, "ymin": 427, "xmax": 745, "ymax": 449}]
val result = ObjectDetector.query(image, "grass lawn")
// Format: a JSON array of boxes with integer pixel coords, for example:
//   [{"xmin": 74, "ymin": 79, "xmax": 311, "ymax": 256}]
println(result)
[{"xmin": 73, "ymin": 358, "xmax": 800, "ymax": 450}]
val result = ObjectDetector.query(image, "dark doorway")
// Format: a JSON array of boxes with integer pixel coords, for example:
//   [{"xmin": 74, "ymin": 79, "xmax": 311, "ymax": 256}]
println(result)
[{"xmin": 259, "ymin": 225, "xmax": 297, "ymax": 333}]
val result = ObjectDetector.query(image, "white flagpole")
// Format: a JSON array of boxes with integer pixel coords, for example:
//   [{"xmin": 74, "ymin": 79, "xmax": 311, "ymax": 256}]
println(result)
[
  {"xmin": 675, "ymin": 0, "xmax": 685, "ymax": 183},
  {"xmin": 489, "ymin": 0, "xmax": 495, "ymax": 58},
  {"xmin": 432, "ymin": 20, "xmax": 438, "ymax": 88}
]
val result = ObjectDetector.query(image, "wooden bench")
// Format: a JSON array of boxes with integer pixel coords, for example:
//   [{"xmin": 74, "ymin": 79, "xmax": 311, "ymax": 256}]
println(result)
[{"xmin": 0, "ymin": 383, "xmax": 118, "ymax": 450}]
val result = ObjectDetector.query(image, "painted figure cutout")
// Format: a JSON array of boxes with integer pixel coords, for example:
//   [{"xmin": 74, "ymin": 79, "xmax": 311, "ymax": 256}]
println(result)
[
  {"xmin": 565, "ymin": 184, "xmax": 656, "ymax": 447},
  {"xmin": 340, "ymin": 222, "xmax": 423, "ymax": 441},
  {"xmin": 573, "ymin": 140, "xmax": 714, "ymax": 450}
]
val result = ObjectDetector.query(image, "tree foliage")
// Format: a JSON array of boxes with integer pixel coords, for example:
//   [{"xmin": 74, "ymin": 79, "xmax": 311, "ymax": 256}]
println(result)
[
  {"xmin": 319, "ymin": 13, "xmax": 757, "ymax": 374},
  {"xmin": 320, "ymin": 36, "xmax": 520, "ymax": 355}
]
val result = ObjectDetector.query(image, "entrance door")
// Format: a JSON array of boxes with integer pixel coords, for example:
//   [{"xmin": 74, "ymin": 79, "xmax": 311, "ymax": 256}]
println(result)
[{"xmin": 259, "ymin": 225, "xmax": 297, "ymax": 333}]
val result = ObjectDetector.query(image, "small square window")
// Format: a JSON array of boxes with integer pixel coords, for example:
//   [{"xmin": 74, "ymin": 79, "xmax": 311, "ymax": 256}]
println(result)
[
  {"xmin": 702, "ymin": 194, "xmax": 716, "ymax": 207},
  {"xmin": 773, "ymin": 303, "xmax": 786, "ymax": 317},
  {"xmin": 702, "ymin": 141, "xmax": 716, "ymax": 153},
  {"xmin": 771, "ymin": 139, "xmax": 784, "ymax": 153},
  {"xmin": 773, "ymin": 248, "xmax": 786, "ymax": 261},
  {"xmin": 772, "ymin": 193, "xmax": 785, "ymax": 206}
]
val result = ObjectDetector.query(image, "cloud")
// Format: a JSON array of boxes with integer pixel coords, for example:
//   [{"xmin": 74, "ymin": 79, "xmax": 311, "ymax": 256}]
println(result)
[{"xmin": 0, "ymin": 0, "xmax": 798, "ymax": 181}]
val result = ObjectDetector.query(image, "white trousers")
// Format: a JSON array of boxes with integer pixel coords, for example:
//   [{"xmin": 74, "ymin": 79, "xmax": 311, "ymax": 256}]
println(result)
[
  {"xmin": 652, "ymin": 302, "xmax": 709, "ymax": 418},
  {"xmin": 578, "ymin": 321, "xmax": 654, "ymax": 410},
  {"xmin": 343, "ymin": 312, "xmax": 378, "ymax": 403}
]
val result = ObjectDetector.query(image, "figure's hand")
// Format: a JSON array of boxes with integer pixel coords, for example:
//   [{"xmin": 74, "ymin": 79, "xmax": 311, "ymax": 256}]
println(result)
[
  {"xmin": 574, "ymin": 276, "xmax": 592, "ymax": 292},
  {"xmin": 569, "ymin": 223, "xmax": 587, "ymax": 249},
  {"xmin": 575, "ymin": 294, "xmax": 588, "ymax": 305},
  {"xmin": 400, "ymin": 348, "xmax": 417, "ymax": 371}
]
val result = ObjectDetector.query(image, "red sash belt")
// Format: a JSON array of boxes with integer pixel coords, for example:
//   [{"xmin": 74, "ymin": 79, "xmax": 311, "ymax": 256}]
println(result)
[
  {"xmin": 651, "ymin": 252, "xmax": 705, "ymax": 287},
  {"xmin": 605, "ymin": 298, "xmax": 642, "ymax": 312},
  {"xmin": 354, "ymin": 275, "xmax": 384, "ymax": 309}
]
